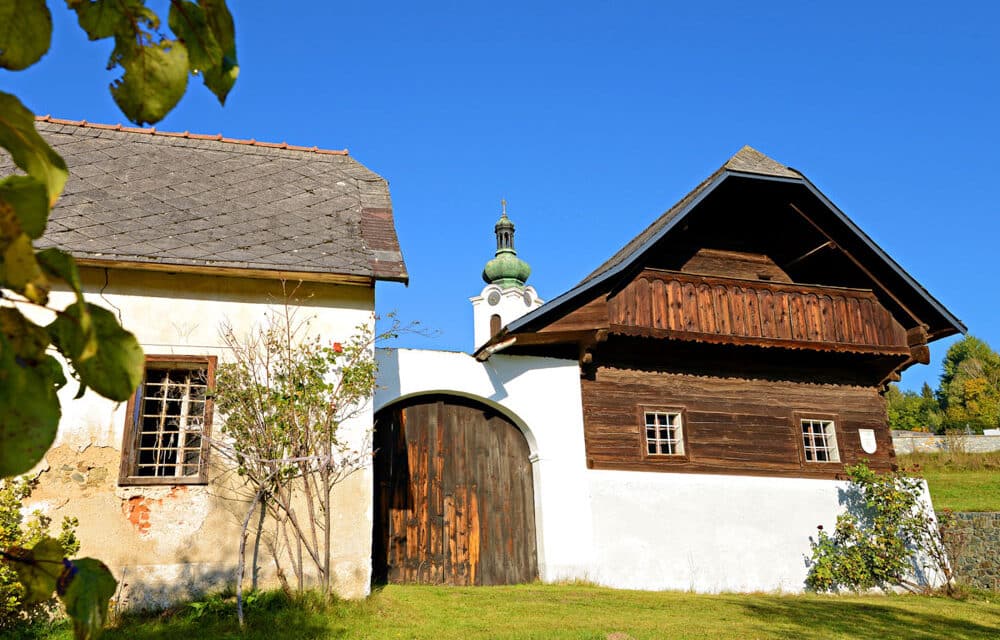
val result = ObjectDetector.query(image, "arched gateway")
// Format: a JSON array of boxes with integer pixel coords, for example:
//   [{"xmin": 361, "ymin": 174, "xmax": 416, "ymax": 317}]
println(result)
[{"xmin": 372, "ymin": 394, "xmax": 538, "ymax": 585}]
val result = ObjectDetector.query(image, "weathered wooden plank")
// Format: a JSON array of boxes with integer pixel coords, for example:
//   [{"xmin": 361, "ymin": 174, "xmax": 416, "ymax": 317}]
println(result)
[
  {"xmin": 581, "ymin": 365, "xmax": 894, "ymax": 479},
  {"xmin": 680, "ymin": 248, "xmax": 794, "ymax": 283},
  {"xmin": 607, "ymin": 269, "xmax": 906, "ymax": 354},
  {"xmin": 374, "ymin": 396, "xmax": 537, "ymax": 586}
]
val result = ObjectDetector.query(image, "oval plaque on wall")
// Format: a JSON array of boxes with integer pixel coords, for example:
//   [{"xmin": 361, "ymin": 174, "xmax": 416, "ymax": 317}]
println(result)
[{"xmin": 859, "ymin": 429, "xmax": 877, "ymax": 454}]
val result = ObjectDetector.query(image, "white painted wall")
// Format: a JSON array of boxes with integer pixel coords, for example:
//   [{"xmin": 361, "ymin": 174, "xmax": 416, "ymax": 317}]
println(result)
[
  {"xmin": 22, "ymin": 266, "xmax": 377, "ymax": 604},
  {"xmin": 379, "ymin": 348, "xmax": 943, "ymax": 594}
]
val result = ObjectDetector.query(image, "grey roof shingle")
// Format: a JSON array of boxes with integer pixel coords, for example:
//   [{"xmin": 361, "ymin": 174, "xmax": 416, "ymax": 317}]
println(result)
[{"xmin": 1, "ymin": 118, "xmax": 407, "ymax": 283}]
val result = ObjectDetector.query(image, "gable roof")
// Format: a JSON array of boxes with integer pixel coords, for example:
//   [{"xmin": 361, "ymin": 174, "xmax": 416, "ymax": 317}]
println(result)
[
  {"xmin": 502, "ymin": 146, "xmax": 964, "ymax": 342},
  {"xmin": 1, "ymin": 117, "xmax": 407, "ymax": 284}
]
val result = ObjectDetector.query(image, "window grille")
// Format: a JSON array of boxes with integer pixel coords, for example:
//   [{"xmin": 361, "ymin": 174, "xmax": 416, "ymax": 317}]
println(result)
[{"xmin": 645, "ymin": 411, "xmax": 684, "ymax": 456}]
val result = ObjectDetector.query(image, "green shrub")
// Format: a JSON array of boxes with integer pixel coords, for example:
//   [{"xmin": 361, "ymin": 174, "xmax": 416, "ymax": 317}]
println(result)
[
  {"xmin": 806, "ymin": 462, "xmax": 954, "ymax": 595},
  {"xmin": 0, "ymin": 477, "xmax": 79, "ymax": 630}
]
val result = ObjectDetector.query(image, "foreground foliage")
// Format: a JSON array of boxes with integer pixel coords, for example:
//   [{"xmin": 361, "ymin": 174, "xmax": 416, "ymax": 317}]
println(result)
[
  {"xmin": 22, "ymin": 585, "xmax": 1000, "ymax": 640},
  {"xmin": 806, "ymin": 462, "xmax": 954, "ymax": 595},
  {"xmin": 0, "ymin": 477, "xmax": 78, "ymax": 631},
  {"xmin": 1, "ymin": 2, "xmax": 238, "ymax": 637}
]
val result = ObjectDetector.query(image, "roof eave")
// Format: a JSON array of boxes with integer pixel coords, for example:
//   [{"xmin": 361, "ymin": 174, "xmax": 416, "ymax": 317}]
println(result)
[
  {"xmin": 74, "ymin": 257, "xmax": 377, "ymax": 287},
  {"xmin": 795, "ymin": 176, "xmax": 966, "ymax": 337}
]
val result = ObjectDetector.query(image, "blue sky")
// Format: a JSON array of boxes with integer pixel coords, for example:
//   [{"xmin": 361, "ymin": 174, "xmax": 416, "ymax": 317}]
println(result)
[{"xmin": 5, "ymin": 1, "xmax": 998, "ymax": 391}]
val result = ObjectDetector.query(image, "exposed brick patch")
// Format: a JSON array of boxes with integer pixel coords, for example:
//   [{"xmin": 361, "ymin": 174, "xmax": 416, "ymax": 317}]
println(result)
[
  {"xmin": 121, "ymin": 486, "xmax": 191, "ymax": 537},
  {"xmin": 124, "ymin": 496, "xmax": 152, "ymax": 535}
]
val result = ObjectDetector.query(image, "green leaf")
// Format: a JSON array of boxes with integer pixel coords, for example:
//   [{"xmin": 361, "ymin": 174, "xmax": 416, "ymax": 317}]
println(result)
[
  {"xmin": 59, "ymin": 558, "xmax": 117, "ymax": 640},
  {"xmin": 47, "ymin": 302, "xmax": 143, "ymax": 401},
  {"xmin": 0, "ymin": 0, "xmax": 52, "ymax": 70},
  {"xmin": 3, "ymin": 233, "xmax": 50, "ymax": 304},
  {"xmin": 0, "ymin": 332, "xmax": 62, "ymax": 476},
  {"xmin": 0, "ymin": 175, "xmax": 49, "ymax": 239},
  {"xmin": 0, "ymin": 307, "xmax": 50, "ymax": 359},
  {"xmin": 110, "ymin": 39, "xmax": 190, "ymax": 126},
  {"xmin": 66, "ymin": 0, "xmax": 158, "ymax": 41},
  {"xmin": 7, "ymin": 537, "xmax": 64, "ymax": 603},
  {"xmin": 168, "ymin": 0, "xmax": 238, "ymax": 103},
  {"xmin": 37, "ymin": 248, "xmax": 90, "ymax": 340},
  {"xmin": 0, "ymin": 92, "xmax": 69, "ymax": 205}
]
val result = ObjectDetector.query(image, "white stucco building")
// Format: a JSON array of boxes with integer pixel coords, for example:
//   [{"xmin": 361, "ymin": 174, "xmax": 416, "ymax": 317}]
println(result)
[{"xmin": 5, "ymin": 117, "xmax": 408, "ymax": 606}]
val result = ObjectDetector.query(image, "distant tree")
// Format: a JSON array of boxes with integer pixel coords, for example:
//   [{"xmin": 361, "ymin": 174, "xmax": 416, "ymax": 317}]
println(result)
[
  {"xmin": 937, "ymin": 336, "xmax": 1000, "ymax": 432},
  {"xmin": 886, "ymin": 382, "xmax": 942, "ymax": 432}
]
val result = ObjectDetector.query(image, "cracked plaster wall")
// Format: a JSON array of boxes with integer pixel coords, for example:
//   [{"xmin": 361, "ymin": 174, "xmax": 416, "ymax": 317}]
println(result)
[{"xmin": 23, "ymin": 268, "xmax": 376, "ymax": 608}]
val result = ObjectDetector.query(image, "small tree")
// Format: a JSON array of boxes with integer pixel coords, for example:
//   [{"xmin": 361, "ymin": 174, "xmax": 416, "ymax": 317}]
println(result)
[
  {"xmin": 806, "ymin": 462, "xmax": 956, "ymax": 595},
  {"xmin": 211, "ymin": 295, "xmax": 401, "ymax": 622}
]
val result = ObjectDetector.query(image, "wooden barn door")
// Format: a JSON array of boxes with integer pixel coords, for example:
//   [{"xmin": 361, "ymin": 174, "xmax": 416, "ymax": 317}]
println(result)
[{"xmin": 372, "ymin": 395, "xmax": 538, "ymax": 585}]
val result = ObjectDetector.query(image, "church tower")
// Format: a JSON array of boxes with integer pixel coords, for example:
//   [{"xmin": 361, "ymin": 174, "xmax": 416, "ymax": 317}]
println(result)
[{"xmin": 470, "ymin": 200, "xmax": 544, "ymax": 350}]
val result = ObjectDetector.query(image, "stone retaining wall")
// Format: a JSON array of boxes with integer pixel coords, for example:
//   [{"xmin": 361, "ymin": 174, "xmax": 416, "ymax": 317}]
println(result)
[
  {"xmin": 893, "ymin": 434, "xmax": 1000, "ymax": 455},
  {"xmin": 945, "ymin": 512, "xmax": 1000, "ymax": 591}
]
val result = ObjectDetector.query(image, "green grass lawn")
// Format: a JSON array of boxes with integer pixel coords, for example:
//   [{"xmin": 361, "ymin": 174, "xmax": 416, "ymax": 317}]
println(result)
[
  {"xmin": 23, "ymin": 584, "xmax": 1000, "ymax": 640},
  {"xmin": 898, "ymin": 451, "xmax": 1000, "ymax": 512}
]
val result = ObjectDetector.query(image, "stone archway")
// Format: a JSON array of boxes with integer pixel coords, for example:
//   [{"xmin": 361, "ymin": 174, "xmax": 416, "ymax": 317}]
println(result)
[{"xmin": 372, "ymin": 394, "xmax": 538, "ymax": 585}]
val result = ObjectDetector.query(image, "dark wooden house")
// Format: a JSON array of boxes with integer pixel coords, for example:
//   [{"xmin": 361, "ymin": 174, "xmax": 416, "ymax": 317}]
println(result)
[
  {"xmin": 374, "ymin": 146, "xmax": 964, "ymax": 593},
  {"xmin": 474, "ymin": 146, "xmax": 964, "ymax": 480}
]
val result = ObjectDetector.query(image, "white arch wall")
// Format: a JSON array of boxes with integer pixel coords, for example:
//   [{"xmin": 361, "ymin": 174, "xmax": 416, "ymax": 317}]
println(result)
[{"xmin": 375, "ymin": 348, "xmax": 596, "ymax": 581}]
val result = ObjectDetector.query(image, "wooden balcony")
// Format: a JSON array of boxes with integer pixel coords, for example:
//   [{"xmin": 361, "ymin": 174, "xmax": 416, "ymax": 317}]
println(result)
[{"xmin": 607, "ymin": 269, "xmax": 910, "ymax": 355}]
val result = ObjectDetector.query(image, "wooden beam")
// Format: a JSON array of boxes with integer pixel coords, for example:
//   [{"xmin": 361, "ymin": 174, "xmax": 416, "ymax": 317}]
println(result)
[
  {"xmin": 75, "ymin": 258, "xmax": 374, "ymax": 286},
  {"xmin": 781, "ymin": 240, "xmax": 835, "ymax": 269},
  {"xmin": 787, "ymin": 203, "xmax": 923, "ymax": 327}
]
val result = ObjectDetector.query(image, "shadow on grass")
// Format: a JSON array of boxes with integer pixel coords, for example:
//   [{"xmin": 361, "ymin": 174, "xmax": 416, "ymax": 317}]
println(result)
[
  {"xmin": 736, "ymin": 596, "xmax": 1000, "ymax": 640},
  {"xmin": 93, "ymin": 590, "xmax": 369, "ymax": 640}
]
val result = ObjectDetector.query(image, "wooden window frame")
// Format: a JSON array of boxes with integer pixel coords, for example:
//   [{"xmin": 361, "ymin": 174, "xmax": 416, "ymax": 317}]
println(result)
[
  {"xmin": 638, "ymin": 406, "xmax": 689, "ymax": 461},
  {"xmin": 793, "ymin": 411, "xmax": 842, "ymax": 466},
  {"xmin": 118, "ymin": 355, "xmax": 216, "ymax": 486}
]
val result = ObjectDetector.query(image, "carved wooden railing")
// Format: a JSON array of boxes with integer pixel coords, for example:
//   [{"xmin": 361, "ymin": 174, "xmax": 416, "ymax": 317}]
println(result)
[{"xmin": 608, "ymin": 269, "xmax": 909, "ymax": 354}]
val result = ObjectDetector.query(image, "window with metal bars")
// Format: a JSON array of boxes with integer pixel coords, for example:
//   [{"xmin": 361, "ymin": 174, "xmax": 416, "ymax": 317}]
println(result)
[
  {"xmin": 119, "ymin": 356, "xmax": 215, "ymax": 485},
  {"xmin": 801, "ymin": 418, "xmax": 839, "ymax": 463},
  {"xmin": 644, "ymin": 411, "xmax": 684, "ymax": 456}
]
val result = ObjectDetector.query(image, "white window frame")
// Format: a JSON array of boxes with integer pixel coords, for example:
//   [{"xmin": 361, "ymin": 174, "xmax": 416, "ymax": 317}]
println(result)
[
  {"xmin": 800, "ymin": 417, "xmax": 840, "ymax": 463},
  {"xmin": 644, "ymin": 410, "xmax": 685, "ymax": 456}
]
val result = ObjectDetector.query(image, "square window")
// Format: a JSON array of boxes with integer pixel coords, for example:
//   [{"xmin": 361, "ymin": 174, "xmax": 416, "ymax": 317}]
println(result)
[
  {"xmin": 644, "ymin": 411, "xmax": 684, "ymax": 456},
  {"xmin": 120, "ymin": 356, "xmax": 215, "ymax": 485},
  {"xmin": 801, "ymin": 418, "xmax": 839, "ymax": 463}
]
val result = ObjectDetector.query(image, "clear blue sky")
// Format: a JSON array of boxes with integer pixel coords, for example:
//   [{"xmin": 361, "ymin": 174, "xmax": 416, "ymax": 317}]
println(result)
[{"xmin": 5, "ymin": 1, "xmax": 998, "ymax": 391}]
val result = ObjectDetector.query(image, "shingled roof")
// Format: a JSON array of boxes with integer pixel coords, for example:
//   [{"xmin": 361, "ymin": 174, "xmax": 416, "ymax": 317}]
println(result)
[{"xmin": 2, "ymin": 117, "xmax": 407, "ymax": 284}]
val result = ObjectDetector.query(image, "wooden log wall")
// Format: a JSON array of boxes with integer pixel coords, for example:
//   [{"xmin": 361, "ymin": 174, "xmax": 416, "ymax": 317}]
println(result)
[
  {"xmin": 372, "ymin": 396, "xmax": 538, "ymax": 586},
  {"xmin": 582, "ymin": 365, "xmax": 895, "ymax": 479},
  {"xmin": 609, "ymin": 269, "xmax": 909, "ymax": 354}
]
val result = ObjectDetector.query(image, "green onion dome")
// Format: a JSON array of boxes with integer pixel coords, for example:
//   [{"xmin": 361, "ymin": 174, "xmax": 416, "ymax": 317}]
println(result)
[{"xmin": 482, "ymin": 204, "xmax": 531, "ymax": 288}]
